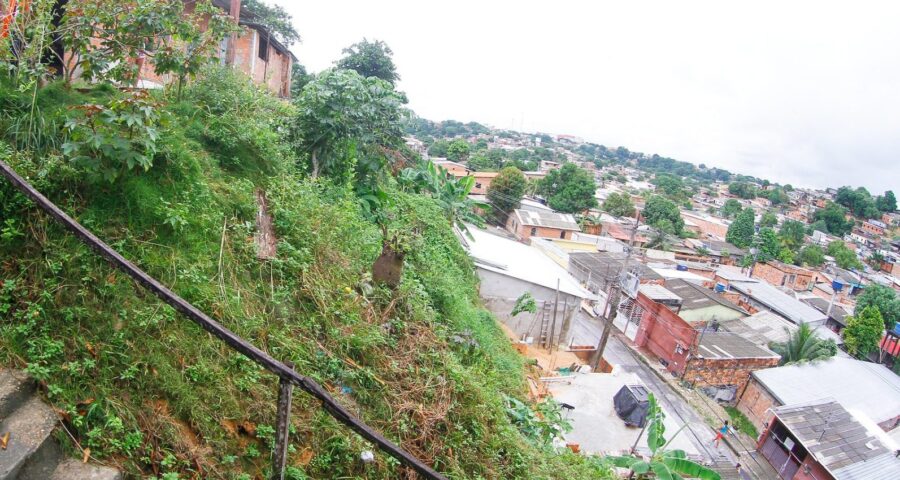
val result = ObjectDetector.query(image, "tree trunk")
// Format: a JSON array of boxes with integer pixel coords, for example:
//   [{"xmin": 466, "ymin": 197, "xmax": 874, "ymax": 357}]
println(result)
[
  {"xmin": 310, "ymin": 150, "xmax": 319, "ymax": 178},
  {"xmin": 372, "ymin": 240, "xmax": 404, "ymax": 289}
]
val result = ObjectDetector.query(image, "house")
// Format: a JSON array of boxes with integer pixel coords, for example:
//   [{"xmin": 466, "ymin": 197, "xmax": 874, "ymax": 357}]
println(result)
[
  {"xmin": 680, "ymin": 211, "xmax": 730, "ymax": 239},
  {"xmin": 630, "ymin": 290, "xmax": 779, "ymax": 392},
  {"xmin": 861, "ymin": 219, "xmax": 887, "ymax": 237},
  {"xmin": 719, "ymin": 310, "xmax": 799, "ymax": 347},
  {"xmin": 799, "ymin": 295, "xmax": 849, "ymax": 333},
  {"xmin": 464, "ymin": 227, "xmax": 595, "ymax": 348},
  {"xmin": 721, "ymin": 272, "xmax": 829, "ymax": 328},
  {"xmin": 756, "ymin": 400, "xmax": 900, "ymax": 480},
  {"xmin": 750, "ymin": 261, "xmax": 821, "ymax": 292},
  {"xmin": 570, "ymin": 232, "xmax": 627, "ymax": 253},
  {"xmin": 142, "ymin": 0, "xmax": 294, "ymax": 96},
  {"xmin": 432, "ymin": 159, "xmax": 469, "ymax": 176},
  {"xmin": 506, "ymin": 209, "xmax": 581, "ymax": 241},
  {"xmin": 737, "ymin": 356, "xmax": 900, "ymax": 433},
  {"xmin": 448, "ymin": 170, "xmax": 498, "ymax": 195},
  {"xmin": 600, "ymin": 222, "xmax": 649, "ymax": 247},
  {"xmin": 663, "ymin": 279, "xmax": 747, "ymax": 324}
]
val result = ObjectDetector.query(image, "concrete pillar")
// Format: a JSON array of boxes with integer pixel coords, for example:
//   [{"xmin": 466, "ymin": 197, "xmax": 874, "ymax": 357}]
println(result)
[{"xmin": 225, "ymin": 0, "xmax": 241, "ymax": 66}]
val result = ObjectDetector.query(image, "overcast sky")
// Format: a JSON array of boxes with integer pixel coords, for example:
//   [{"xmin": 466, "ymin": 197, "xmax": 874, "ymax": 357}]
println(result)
[{"xmin": 280, "ymin": 1, "xmax": 899, "ymax": 192}]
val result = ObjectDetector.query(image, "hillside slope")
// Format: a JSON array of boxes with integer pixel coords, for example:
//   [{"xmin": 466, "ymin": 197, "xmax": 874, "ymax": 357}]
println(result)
[{"xmin": 0, "ymin": 74, "xmax": 611, "ymax": 479}]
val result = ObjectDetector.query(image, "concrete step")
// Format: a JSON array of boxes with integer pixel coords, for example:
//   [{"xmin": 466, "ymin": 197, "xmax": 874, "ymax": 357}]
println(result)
[
  {"xmin": 47, "ymin": 459, "xmax": 122, "ymax": 480},
  {"xmin": 0, "ymin": 396, "xmax": 57, "ymax": 479},
  {"xmin": 0, "ymin": 371, "xmax": 36, "ymax": 421}
]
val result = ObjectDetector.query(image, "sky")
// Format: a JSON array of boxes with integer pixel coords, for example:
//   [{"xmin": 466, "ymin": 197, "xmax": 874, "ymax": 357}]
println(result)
[{"xmin": 279, "ymin": 1, "xmax": 900, "ymax": 192}]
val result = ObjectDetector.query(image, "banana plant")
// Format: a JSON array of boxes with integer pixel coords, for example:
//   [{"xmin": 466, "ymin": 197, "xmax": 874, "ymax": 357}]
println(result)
[
  {"xmin": 399, "ymin": 161, "xmax": 487, "ymax": 237},
  {"xmin": 611, "ymin": 394, "xmax": 720, "ymax": 480}
]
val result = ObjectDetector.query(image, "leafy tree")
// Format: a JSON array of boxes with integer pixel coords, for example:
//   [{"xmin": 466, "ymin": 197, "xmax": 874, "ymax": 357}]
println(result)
[
  {"xmin": 611, "ymin": 394, "xmax": 720, "ymax": 480},
  {"xmin": 778, "ymin": 220, "xmax": 806, "ymax": 251},
  {"xmin": 427, "ymin": 139, "xmax": 450, "ymax": 158},
  {"xmin": 652, "ymin": 174, "xmax": 685, "ymax": 198},
  {"xmin": 536, "ymin": 164, "xmax": 598, "ymax": 214},
  {"xmin": 876, "ymin": 190, "xmax": 897, "ymax": 213},
  {"xmin": 807, "ymin": 219, "xmax": 828, "ymax": 235},
  {"xmin": 467, "ymin": 151, "xmax": 499, "ymax": 171},
  {"xmin": 728, "ymin": 182, "xmax": 757, "ymax": 199},
  {"xmin": 642, "ymin": 196, "xmax": 685, "ymax": 236},
  {"xmin": 602, "ymin": 192, "xmax": 636, "ymax": 218},
  {"xmin": 797, "ymin": 245, "xmax": 825, "ymax": 267},
  {"xmin": 398, "ymin": 161, "xmax": 485, "ymax": 236},
  {"xmin": 757, "ymin": 228, "xmax": 781, "ymax": 261},
  {"xmin": 335, "ymin": 38, "xmax": 399, "ymax": 85},
  {"xmin": 843, "ymin": 307, "xmax": 885, "ymax": 359},
  {"xmin": 762, "ymin": 188, "xmax": 789, "ymax": 206},
  {"xmin": 243, "ymin": 0, "xmax": 301, "ymax": 45},
  {"xmin": 487, "ymin": 167, "xmax": 526, "ymax": 224},
  {"xmin": 826, "ymin": 241, "xmax": 863, "ymax": 270},
  {"xmin": 726, "ymin": 208, "xmax": 755, "ymax": 248},
  {"xmin": 291, "ymin": 69, "xmax": 405, "ymax": 180},
  {"xmin": 770, "ymin": 323, "xmax": 837, "ymax": 365},
  {"xmin": 759, "ymin": 212, "xmax": 778, "ymax": 228},
  {"xmin": 290, "ymin": 62, "xmax": 315, "ymax": 97},
  {"xmin": 720, "ymin": 199, "xmax": 743, "ymax": 219},
  {"xmin": 446, "ymin": 139, "xmax": 471, "ymax": 162},
  {"xmin": 813, "ymin": 202, "xmax": 853, "ymax": 236},
  {"xmin": 835, "ymin": 186, "xmax": 880, "ymax": 219},
  {"xmin": 855, "ymin": 284, "xmax": 900, "ymax": 330}
]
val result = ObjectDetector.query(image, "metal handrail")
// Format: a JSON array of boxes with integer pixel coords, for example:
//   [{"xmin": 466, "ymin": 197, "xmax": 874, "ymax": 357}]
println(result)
[{"xmin": 0, "ymin": 160, "xmax": 446, "ymax": 480}]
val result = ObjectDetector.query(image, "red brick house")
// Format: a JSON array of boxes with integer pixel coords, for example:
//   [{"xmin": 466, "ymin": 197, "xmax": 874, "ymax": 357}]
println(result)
[
  {"xmin": 750, "ymin": 261, "xmax": 821, "ymax": 292},
  {"xmin": 506, "ymin": 208, "xmax": 580, "ymax": 241}
]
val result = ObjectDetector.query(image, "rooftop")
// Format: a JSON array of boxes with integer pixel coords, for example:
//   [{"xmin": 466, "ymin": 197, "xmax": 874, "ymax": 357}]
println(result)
[
  {"xmin": 697, "ymin": 332, "xmax": 779, "ymax": 360},
  {"xmin": 719, "ymin": 310, "xmax": 797, "ymax": 346},
  {"xmin": 638, "ymin": 284, "xmax": 682, "ymax": 305},
  {"xmin": 774, "ymin": 400, "xmax": 900, "ymax": 480},
  {"xmin": 753, "ymin": 356, "xmax": 900, "ymax": 426},
  {"xmin": 512, "ymin": 209, "xmax": 580, "ymax": 231},
  {"xmin": 664, "ymin": 279, "xmax": 745, "ymax": 315},
  {"xmin": 728, "ymin": 277, "xmax": 827, "ymax": 325},
  {"xmin": 465, "ymin": 227, "xmax": 595, "ymax": 300},
  {"xmin": 569, "ymin": 252, "xmax": 663, "ymax": 283}
]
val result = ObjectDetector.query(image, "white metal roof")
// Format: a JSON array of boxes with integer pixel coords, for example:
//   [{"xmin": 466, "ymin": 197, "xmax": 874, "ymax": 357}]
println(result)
[
  {"xmin": 513, "ymin": 209, "xmax": 580, "ymax": 231},
  {"xmin": 728, "ymin": 278, "xmax": 827, "ymax": 325},
  {"xmin": 465, "ymin": 227, "xmax": 596, "ymax": 300},
  {"xmin": 753, "ymin": 357, "xmax": 900, "ymax": 426}
]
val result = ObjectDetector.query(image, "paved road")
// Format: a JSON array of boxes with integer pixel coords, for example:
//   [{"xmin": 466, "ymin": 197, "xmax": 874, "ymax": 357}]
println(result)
[{"xmin": 571, "ymin": 313, "xmax": 736, "ymax": 466}]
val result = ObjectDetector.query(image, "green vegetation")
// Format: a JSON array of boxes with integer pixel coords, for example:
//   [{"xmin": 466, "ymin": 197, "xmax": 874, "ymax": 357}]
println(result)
[
  {"xmin": 487, "ymin": 166, "xmax": 527, "ymax": 224},
  {"xmin": 720, "ymin": 199, "xmax": 742, "ymax": 219},
  {"xmin": 642, "ymin": 195, "xmax": 685, "ymax": 236},
  {"xmin": 446, "ymin": 138, "xmax": 471, "ymax": 162},
  {"xmin": 770, "ymin": 323, "xmax": 837, "ymax": 366},
  {"xmin": 843, "ymin": 307, "xmax": 886, "ymax": 359},
  {"xmin": 536, "ymin": 163, "xmax": 598, "ymax": 214},
  {"xmin": 602, "ymin": 192, "xmax": 636, "ymax": 218},
  {"xmin": 0, "ymin": 13, "xmax": 615, "ymax": 479},
  {"xmin": 826, "ymin": 240, "xmax": 863, "ymax": 270},
  {"xmin": 336, "ymin": 38, "xmax": 400, "ymax": 85},
  {"xmin": 723, "ymin": 407, "xmax": 758, "ymax": 440},
  {"xmin": 797, "ymin": 245, "xmax": 825, "ymax": 267},
  {"xmin": 855, "ymin": 284, "xmax": 900, "ymax": 330},
  {"xmin": 835, "ymin": 186, "xmax": 881, "ymax": 219},
  {"xmin": 813, "ymin": 202, "xmax": 853, "ymax": 236},
  {"xmin": 726, "ymin": 208, "xmax": 755, "ymax": 248}
]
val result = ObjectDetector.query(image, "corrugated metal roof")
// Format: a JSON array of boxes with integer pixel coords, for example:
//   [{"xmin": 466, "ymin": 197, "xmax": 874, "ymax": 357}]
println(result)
[
  {"xmin": 513, "ymin": 209, "xmax": 580, "ymax": 230},
  {"xmin": 698, "ymin": 332, "xmax": 779, "ymax": 359},
  {"xmin": 664, "ymin": 279, "xmax": 745, "ymax": 314},
  {"xmin": 774, "ymin": 400, "xmax": 900, "ymax": 480},
  {"xmin": 638, "ymin": 284, "xmax": 682, "ymax": 303},
  {"xmin": 753, "ymin": 357, "xmax": 900, "ymax": 426},
  {"xmin": 728, "ymin": 279, "xmax": 827, "ymax": 325}
]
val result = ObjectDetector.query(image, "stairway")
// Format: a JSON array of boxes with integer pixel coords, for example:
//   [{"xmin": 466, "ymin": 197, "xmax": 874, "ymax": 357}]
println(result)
[{"xmin": 0, "ymin": 370, "xmax": 121, "ymax": 480}]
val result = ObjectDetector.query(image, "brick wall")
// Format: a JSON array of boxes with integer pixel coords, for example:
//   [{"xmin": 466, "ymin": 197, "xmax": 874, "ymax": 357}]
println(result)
[
  {"xmin": 751, "ymin": 262, "xmax": 819, "ymax": 291},
  {"xmin": 684, "ymin": 356, "xmax": 780, "ymax": 391},
  {"xmin": 633, "ymin": 292, "xmax": 696, "ymax": 376},
  {"xmin": 736, "ymin": 377, "xmax": 778, "ymax": 432}
]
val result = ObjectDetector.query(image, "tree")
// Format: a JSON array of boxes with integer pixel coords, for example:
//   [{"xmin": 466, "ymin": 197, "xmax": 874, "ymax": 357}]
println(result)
[
  {"xmin": 487, "ymin": 167, "xmax": 526, "ymax": 224},
  {"xmin": 290, "ymin": 62, "xmax": 315, "ymax": 97},
  {"xmin": 855, "ymin": 284, "xmax": 900, "ymax": 330},
  {"xmin": 611, "ymin": 394, "xmax": 720, "ymax": 480},
  {"xmin": 759, "ymin": 212, "xmax": 778, "ymax": 228},
  {"xmin": 826, "ymin": 241, "xmax": 863, "ymax": 270},
  {"xmin": 446, "ymin": 139, "xmax": 471, "ymax": 162},
  {"xmin": 843, "ymin": 307, "xmax": 885, "ymax": 359},
  {"xmin": 427, "ymin": 139, "xmax": 450, "ymax": 158},
  {"xmin": 876, "ymin": 190, "xmax": 897, "ymax": 212},
  {"xmin": 652, "ymin": 174, "xmax": 685, "ymax": 198},
  {"xmin": 757, "ymin": 228, "xmax": 781, "ymax": 261},
  {"xmin": 726, "ymin": 208, "xmax": 755, "ymax": 248},
  {"xmin": 835, "ymin": 186, "xmax": 879, "ymax": 219},
  {"xmin": 728, "ymin": 182, "xmax": 757, "ymax": 199},
  {"xmin": 813, "ymin": 202, "xmax": 853, "ymax": 236},
  {"xmin": 335, "ymin": 38, "xmax": 399, "ymax": 85},
  {"xmin": 642, "ymin": 196, "xmax": 685, "ymax": 235},
  {"xmin": 243, "ymin": 0, "xmax": 301, "ymax": 45},
  {"xmin": 602, "ymin": 192, "xmax": 636, "ymax": 218},
  {"xmin": 536, "ymin": 164, "xmax": 598, "ymax": 214},
  {"xmin": 770, "ymin": 323, "xmax": 837, "ymax": 365},
  {"xmin": 778, "ymin": 220, "xmax": 806, "ymax": 251},
  {"xmin": 291, "ymin": 69, "xmax": 404, "ymax": 179},
  {"xmin": 762, "ymin": 188, "xmax": 789, "ymax": 206},
  {"xmin": 720, "ymin": 199, "xmax": 743, "ymax": 219},
  {"xmin": 797, "ymin": 245, "xmax": 825, "ymax": 267}
]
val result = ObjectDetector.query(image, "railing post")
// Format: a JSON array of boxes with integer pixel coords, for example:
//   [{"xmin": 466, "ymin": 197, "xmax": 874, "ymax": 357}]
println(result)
[{"xmin": 272, "ymin": 361, "xmax": 294, "ymax": 480}]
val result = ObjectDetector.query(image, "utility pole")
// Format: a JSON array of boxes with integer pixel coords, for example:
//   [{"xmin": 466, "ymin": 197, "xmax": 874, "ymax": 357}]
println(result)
[
  {"xmin": 591, "ymin": 212, "xmax": 640, "ymax": 370},
  {"xmin": 549, "ymin": 279, "xmax": 560, "ymax": 351}
]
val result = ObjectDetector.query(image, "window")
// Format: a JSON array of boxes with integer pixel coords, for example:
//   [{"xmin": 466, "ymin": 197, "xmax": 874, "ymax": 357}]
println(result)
[
  {"xmin": 257, "ymin": 32, "xmax": 269, "ymax": 61},
  {"xmin": 475, "ymin": 182, "xmax": 482, "ymax": 189},
  {"xmin": 530, "ymin": 227, "xmax": 537, "ymax": 236},
  {"xmin": 560, "ymin": 230, "xmax": 566, "ymax": 239}
]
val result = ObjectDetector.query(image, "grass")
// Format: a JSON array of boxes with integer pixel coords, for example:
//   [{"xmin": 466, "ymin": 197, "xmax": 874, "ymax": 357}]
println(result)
[
  {"xmin": 0, "ymin": 74, "xmax": 615, "ymax": 479},
  {"xmin": 724, "ymin": 406, "xmax": 759, "ymax": 439}
]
